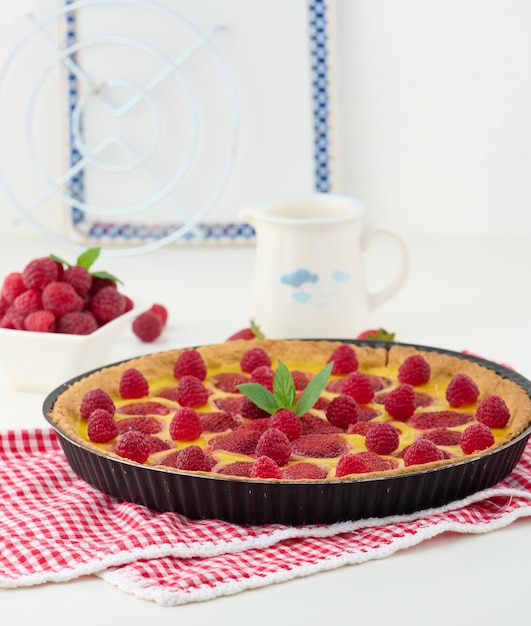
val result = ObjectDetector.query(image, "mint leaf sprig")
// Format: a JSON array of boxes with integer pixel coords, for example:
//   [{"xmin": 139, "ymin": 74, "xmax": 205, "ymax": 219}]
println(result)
[
  {"xmin": 50, "ymin": 247, "xmax": 123, "ymax": 284},
  {"xmin": 236, "ymin": 361, "xmax": 333, "ymax": 417}
]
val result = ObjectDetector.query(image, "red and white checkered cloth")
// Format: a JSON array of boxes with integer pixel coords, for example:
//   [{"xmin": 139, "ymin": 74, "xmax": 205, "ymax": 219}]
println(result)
[{"xmin": 1, "ymin": 428, "xmax": 531, "ymax": 606}]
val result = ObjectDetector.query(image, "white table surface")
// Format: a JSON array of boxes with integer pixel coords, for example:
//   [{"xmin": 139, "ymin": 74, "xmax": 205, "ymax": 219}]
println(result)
[{"xmin": 1, "ymin": 231, "xmax": 530, "ymax": 625}]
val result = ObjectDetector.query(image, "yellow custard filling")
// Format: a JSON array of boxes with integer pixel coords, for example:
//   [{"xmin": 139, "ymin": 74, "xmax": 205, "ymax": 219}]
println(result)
[{"xmin": 49, "ymin": 339, "xmax": 531, "ymax": 481}]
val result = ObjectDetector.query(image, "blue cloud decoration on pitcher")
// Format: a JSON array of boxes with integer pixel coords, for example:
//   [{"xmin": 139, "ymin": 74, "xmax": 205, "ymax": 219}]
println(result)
[{"xmin": 280, "ymin": 268, "xmax": 351, "ymax": 304}]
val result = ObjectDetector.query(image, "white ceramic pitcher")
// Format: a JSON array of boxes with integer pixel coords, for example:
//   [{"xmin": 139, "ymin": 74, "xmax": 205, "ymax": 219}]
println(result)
[{"xmin": 240, "ymin": 193, "xmax": 409, "ymax": 339}]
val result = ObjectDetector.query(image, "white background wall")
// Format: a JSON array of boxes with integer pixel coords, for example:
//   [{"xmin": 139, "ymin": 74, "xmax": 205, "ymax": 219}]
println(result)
[
  {"xmin": 0, "ymin": 0, "xmax": 530, "ymax": 241},
  {"xmin": 333, "ymin": 0, "xmax": 531, "ymax": 235}
]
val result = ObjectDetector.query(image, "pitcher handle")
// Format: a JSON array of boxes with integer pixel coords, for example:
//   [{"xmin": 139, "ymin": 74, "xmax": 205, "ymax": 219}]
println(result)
[{"xmin": 362, "ymin": 224, "xmax": 410, "ymax": 310}]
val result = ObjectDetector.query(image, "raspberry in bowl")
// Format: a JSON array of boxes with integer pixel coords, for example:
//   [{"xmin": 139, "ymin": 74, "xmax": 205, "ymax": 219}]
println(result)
[{"xmin": 0, "ymin": 248, "xmax": 139, "ymax": 393}]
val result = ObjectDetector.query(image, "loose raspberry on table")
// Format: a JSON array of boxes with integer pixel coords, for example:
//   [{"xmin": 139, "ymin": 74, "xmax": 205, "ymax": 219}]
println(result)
[
  {"xmin": 1, "ymin": 273, "xmax": 26, "ymax": 304},
  {"xmin": 476, "ymin": 394, "xmax": 510, "ymax": 428},
  {"xmin": 22, "ymin": 257, "xmax": 59, "ymax": 290},
  {"xmin": 63, "ymin": 265, "xmax": 92, "ymax": 297},
  {"xmin": 173, "ymin": 349, "xmax": 207, "ymax": 381},
  {"xmin": 169, "ymin": 407, "xmax": 203, "ymax": 441},
  {"xmin": 335, "ymin": 453, "xmax": 368, "ymax": 477},
  {"xmin": 422, "ymin": 428, "xmax": 462, "ymax": 446},
  {"xmin": 250, "ymin": 456, "xmax": 283, "ymax": 479},
  {"xmin": 239, "ymin": 396, "xmax": 271, "ymax": 420},
  {"xmin": 255, "ymin": 428, "xmax": 292, "ymax": 466},
  {"xmin": 57, "ymin": 311, "xmax": 98, "ymax": 335},
  {"xmin": 210, "ymin": 372, "xmax": 250, "ymax": 393},
  {"xmin": 282, "ymin": 462, "xmax": 328, "ymax": 480},
  {"xmin": 398, "ymin": 354, "xmax": 431, "ymax": 386},
  {"xmin": 149, "ymin": 303, "xmax": 168, "ymax": 325},
  {"xmin": 24, "ymin": 310, "xmax": 56, "ymax": 332},
  {"xmin": 291, "ymin": 433, "xmax": 349, "ymax": 458},
  {"xmin": 240, "ymin": 347, "xmax": 272, "ymax": 373},
  {"xmin": 325, "ymin": 394, "xmax": 360, "ymax": 429},
  {"xmin": 327, "ymin": 344, "xmax": 359, "ymax": 375},
  {"xmin": 365, "ymin": 422, "xmax": 400, "ymax": 455},
  {"xmin": 113, "ymin": 430, "xmax": 151, "ymax": 463},
  {"xmin": 80, "ymin": 388, "xmax": 115, "ymax": 420},
  {"xmin": 341, "ymin": 371, "xmax": 375, "ymax": 404},
  {"xmin": 227, "ymin": 328, "xmax": 256, "ymax": 341},
  {"xmin": 169, "ymin": 445, "xmax": 213, "ymax": 472},
  {"xmin": 250, "ymin": 365, "xmax": 275, "ymax": 391},
  {"xmin": 446, "ymin": 373, "xmax": 479, "ymax": 407},
  {"xmin": 119, "ymin": 368, "xmax": 149, "ymax": 399},
  {"xmin": 268, "ymin": 409, "xmax": 302, "ymax": 440},
  {"xmin": 460, "ymin": 423, "xmax": 495, "ymax": 454},
  {"xmin": 12, "ymin": 289, "xmax": 42, "ymax": 316},
  {"xmin": 87, "ymin": 408, "xmax": 118, "ymax": 443},
  {"xmin": 403, "ymin": 438, "xmax": 445, "ymax": 466},
  {"xmin": 132, "ymin": 310, "xmax": 163, "ymax": 342},
  {"xmin": 90, "ymin": 285, "xmax": 126, "ymax": 323},
  {"xmin": 384, "ymin": 384, "xmax": 416, "ymax": 420},
  {"xmin": 176, "ymin": 375, "xmax": 209, "ymax": 407},
  {"xmin": 42, "ymin": 281, "xmax": 83, "ymax": 317}
]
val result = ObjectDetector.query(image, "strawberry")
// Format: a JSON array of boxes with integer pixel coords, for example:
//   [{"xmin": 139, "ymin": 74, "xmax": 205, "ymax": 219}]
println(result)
[
  {"xmin": 357, "ymin": 328, "xmax": 396, "ymax": 341},
  {"xmin": 227, "ymin": 320, "xmax": 264, "ymax": 341}
]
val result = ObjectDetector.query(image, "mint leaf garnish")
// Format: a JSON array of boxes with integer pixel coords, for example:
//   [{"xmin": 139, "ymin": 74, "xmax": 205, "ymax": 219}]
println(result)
[
  {"xmin": 76, "ymin": 247, "xmax": 100, "ymax": 269},
  {"xmin": 237, "ymin": 360, "xmax": 332, "ymax": 417},
  {"xmin": 236, "ymin": 382, "xmax": 278, "ymax": 414},
  {"xmin": 295, "ymin": 362, "xmax": 333, "ymax": 416},
  {"xmin": 49, "ymin": 247, "xmax": 124, "ymax": 285},
  {"xmin": 250, "ymin": 319, "xmax": 265, "ymax": 340},
  {"xmin": 273, "ymin": 361, "xmax": 296, "ymax": 409},
  {"xmin": 49, "ymin": 253, "xmax": 69, "ymax": 268},
  {"xmin": 90, "ymin": 270, "xmax": 123, "ymax": 285}
]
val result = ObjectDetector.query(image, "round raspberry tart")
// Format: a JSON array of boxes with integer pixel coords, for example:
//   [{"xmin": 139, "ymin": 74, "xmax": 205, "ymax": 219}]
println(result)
[{"xmin": 45, "ymin": 339, "xmax": 531, "ymax": 524}]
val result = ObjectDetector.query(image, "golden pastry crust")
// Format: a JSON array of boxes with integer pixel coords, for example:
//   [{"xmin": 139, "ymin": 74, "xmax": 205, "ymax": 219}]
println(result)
[{"xmin": 48, "ymin": 339, "xmax": 531, "ymax": 481}]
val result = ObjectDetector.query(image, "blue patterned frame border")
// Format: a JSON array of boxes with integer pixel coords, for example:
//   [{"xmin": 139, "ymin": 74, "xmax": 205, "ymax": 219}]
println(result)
[
  {"xmin": 64, "ymin": 0, "xmax": 332, "ymax": 244},
  {"xmin": 310, "ymin": 0, "xmax": 331, "ymax": 193}
]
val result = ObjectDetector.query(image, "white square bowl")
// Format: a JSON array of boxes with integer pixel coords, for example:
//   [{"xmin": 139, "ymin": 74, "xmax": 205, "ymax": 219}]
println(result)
[{"xmin": 0, "ymin": 307, "xmax": 139, "ymax": 394}]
